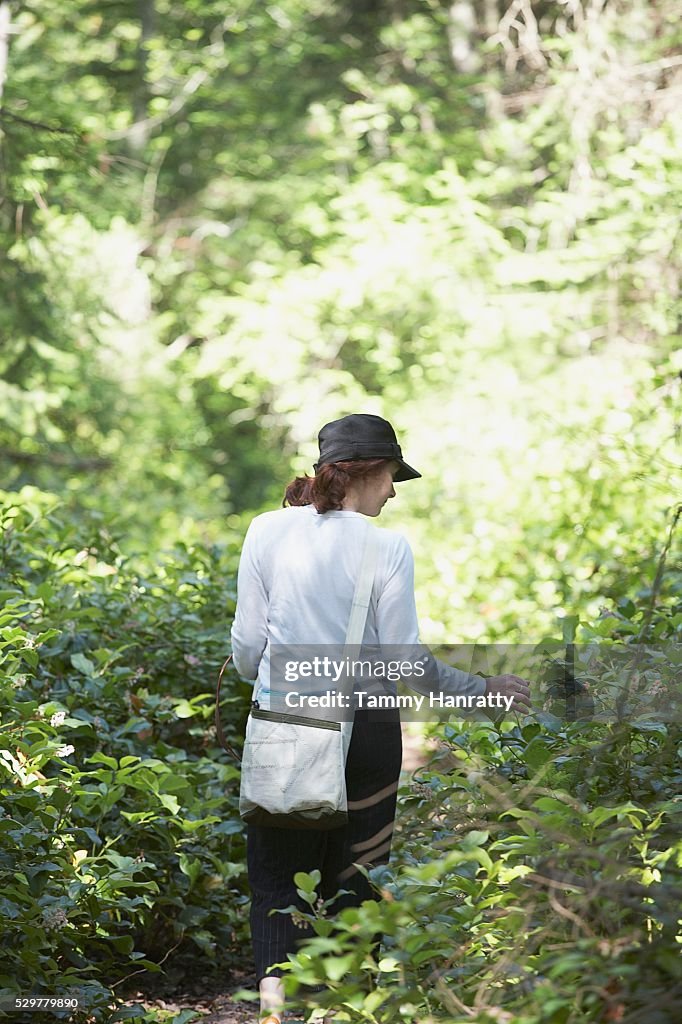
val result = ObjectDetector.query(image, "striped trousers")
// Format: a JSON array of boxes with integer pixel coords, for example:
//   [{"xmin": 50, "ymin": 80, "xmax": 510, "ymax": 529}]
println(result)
[{"xmin": 247, "ymin": 708, "xmax": 403, "ymax": 982}]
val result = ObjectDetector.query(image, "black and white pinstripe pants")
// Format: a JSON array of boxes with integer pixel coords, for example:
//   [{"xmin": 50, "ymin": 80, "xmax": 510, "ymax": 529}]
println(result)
[{"xmin": 246, "ymin": 707, "xmax": 403, "ymax": 983}]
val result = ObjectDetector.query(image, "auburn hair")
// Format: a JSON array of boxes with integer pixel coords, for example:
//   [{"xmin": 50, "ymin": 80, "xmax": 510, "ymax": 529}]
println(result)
[{"xmin": 283, "ymin": 459, "xmax": 392, "ymax": 515}]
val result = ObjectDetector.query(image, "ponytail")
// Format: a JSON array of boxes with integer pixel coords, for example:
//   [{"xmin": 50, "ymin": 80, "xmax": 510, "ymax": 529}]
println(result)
[{"xmin": 283, "ymin": 460, "xmax": 389, "ymax": 515}]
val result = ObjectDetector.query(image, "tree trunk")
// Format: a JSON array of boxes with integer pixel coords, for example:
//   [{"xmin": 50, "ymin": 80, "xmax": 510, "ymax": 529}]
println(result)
[
  {"xmin": 0, "ymin": 2, "xmax": 11, "ymax": 103},
  {"xmin": 447, "ymin": 1, "xmax": 481, "ymax": 73},
  {"xmin": 128, "ymin": 0, "xmax": 156, "ymax": 153}
]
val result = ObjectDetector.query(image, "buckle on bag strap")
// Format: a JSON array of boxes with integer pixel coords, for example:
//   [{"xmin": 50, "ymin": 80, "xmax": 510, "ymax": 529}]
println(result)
[{"xmin": 250, "ymin": 707, "xmax": 341, "ymax": 731}]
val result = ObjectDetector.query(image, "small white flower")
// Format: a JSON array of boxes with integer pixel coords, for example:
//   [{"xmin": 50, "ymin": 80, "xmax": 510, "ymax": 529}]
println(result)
[
  {"xmin": 56, "ymin": 744, "xmax": 75, "ymax": 758},
  {"xmin": 50, "ymin": 711, "xmax": 66, "ymax": 727},
  {"xmin": 42, "ymin": 907, "xmax": 68, "ymax": 930}
]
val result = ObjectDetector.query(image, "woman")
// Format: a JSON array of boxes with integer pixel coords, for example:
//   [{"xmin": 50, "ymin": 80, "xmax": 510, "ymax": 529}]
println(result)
[{"xmin": 231, "ymin": 413, "xmax": 530, "ymax": 1024}]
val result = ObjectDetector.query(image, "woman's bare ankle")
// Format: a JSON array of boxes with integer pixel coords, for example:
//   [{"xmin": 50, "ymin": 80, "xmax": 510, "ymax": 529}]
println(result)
[{"xmin": 259, "ymin": 975, "xmax": 285, "ymax": 1022}]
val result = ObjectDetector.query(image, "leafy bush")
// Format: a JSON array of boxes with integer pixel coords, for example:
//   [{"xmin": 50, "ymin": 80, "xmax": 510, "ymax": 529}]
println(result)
[
  {"xmin": 280, "ymin": 721, "xmax": 682, "ymax": 1022},
  {"xmin": 273, "ymin": 542, "xmax": 682, "ymax": 1024},
  {"xmin": 2, "ymin": 491, "xmax": 679, "ymax": 1022},
  {"xmin": 0, "ymin": 487, "xmax": 249, "ymax": 1020}
]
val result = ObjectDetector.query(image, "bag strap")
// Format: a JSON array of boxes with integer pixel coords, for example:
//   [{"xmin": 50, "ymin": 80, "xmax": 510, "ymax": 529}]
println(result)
[
  {"xmin": 345, "ymin": 525, "xmax": 379, "ymax": 646},
  {"xmin": 215, "ymin": 654, "xmax": 242, "ymax": 762},
  {"xmin": 216, "ymin": 525, "xmax": 378, "ymax": 758}
]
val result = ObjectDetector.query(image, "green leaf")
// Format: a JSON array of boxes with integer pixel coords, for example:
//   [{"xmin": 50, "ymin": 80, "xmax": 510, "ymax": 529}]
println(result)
[
  {"xmin": 561, "ymin": 616, "xmax": 580, "ymax": 644},
  {"xmin": 173, "ymin": 699, "xmax": 198, "ymax": 719},
  {"xmin": 179, "ymin": 854, "xmax": 202, "ymax": 890},
  {"xmin": 158, "ymin": 793, "xmax": 180, "ymax": 814},
  {"xmin": 524, "ymin": 737, "xmax": 554, "ymax": 771},
  {"xmin": 461, "ymin": 830, "xmax": 490, "ymax": 849},
  {"xmin": 323, "ymin": 953, "xmax": 355, "ymax": 981},
  {"xmin": 71, "ymin": 653, "xmax": 96, "ymax": 676},
  {"xmin": 295, "ymin": 888, "xmax": 317, "ymax": 907},
  {"xmin": 86, "ymin": 752, "xmax": 118, "ymax": 769},
  {"xmin": 293, "ymin": 870, "xmax": 321, "ymax": 892}
]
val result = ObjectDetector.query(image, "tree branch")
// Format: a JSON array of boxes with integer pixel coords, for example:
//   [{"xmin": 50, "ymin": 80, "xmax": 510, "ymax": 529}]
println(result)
[
  {"xmin": 0, "ymin": 447, "xmax": 113, "ymax": 470},
  {"xmin": 0, "ymin": 108, "xmax": 80, "ymax": 136}
]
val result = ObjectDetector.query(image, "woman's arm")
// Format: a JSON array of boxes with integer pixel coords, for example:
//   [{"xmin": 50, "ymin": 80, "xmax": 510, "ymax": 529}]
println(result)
[
  {"xmin": 376, "ymin": 535, "xmax": 487, "ymax": 698},
  {"xmin": 230, "ymin": 521, "xmax": 268, "ymax": 681}
]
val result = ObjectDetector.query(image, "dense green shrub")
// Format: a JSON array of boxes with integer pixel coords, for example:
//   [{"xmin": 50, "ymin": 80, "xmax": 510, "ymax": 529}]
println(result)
[
  {"xmin": 1, "ymin": 495, "xmax": 679, "ymax": 1022},
  {"xmin": 0, "ymin": 488, "xmax": 249, "ymax": 1020},
  {"xmin": 280, "ymin": 722, "xmax": 682, "ymax": 1023},
  {"xmin": 271, "ymin": 541, "xmax": 682, "ymax": 1023}
]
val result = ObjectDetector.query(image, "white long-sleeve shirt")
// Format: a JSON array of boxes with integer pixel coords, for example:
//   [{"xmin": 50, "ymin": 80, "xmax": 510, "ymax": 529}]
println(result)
[{"xmin": 230, "ymin": 504, "xmax": 486, "ymax": 703}]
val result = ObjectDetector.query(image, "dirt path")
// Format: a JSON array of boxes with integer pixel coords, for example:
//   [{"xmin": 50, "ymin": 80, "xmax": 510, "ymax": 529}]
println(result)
[
  {"xmin": 123, "ymin": 985, "xmax": 255, "ymax": 1023},
  {"xmin": 123, "ymin": 987, "xmax": 255, "ymax": 1023}
]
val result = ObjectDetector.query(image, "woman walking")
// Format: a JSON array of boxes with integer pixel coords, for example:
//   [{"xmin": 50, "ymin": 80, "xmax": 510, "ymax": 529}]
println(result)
[{"xmin": 230, "ymin": 413, "xmax": 530, "ymax": 1023}]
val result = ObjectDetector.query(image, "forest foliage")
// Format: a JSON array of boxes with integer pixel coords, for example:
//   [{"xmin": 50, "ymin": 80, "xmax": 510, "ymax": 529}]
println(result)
[{"xmin": 1, "ymin": 0, "xmax": 681, "ymax": 1020}]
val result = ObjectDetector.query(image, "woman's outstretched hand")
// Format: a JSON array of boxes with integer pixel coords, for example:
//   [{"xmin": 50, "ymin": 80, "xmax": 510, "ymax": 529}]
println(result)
[{"xmin": 484, "ymin": 674, "xmax": 532, "ymax": 713}]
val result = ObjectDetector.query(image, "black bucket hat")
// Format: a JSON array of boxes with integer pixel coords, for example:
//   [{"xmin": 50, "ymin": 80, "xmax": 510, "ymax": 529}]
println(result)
[{"xmin": 313, "ymin": 414, "xmax": 421, "ymax": 482}]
